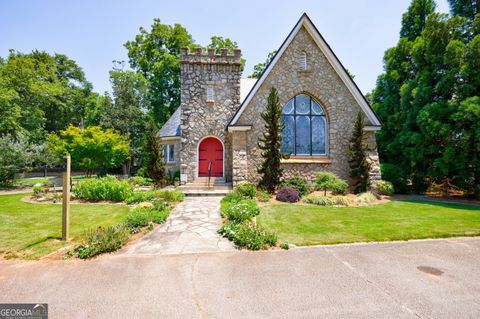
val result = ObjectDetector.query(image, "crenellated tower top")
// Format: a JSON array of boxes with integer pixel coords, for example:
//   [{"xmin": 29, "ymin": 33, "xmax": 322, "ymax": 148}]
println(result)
[{"xmin": 180, "ymin": 47, "xmax": 242, "ymax": 66}]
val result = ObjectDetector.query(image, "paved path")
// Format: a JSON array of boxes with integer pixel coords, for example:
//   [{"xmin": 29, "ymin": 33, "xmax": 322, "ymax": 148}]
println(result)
[
  {"xmin": 120, "ymin": 196, "xmax": 235, "ymax": 255},
  {"xmin": 1, "ymin": 237, "xmax": 480, "ymax": 318}
]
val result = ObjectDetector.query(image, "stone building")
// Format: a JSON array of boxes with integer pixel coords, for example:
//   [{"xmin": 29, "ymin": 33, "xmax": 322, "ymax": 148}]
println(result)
[{"xmin": 157, "ymin": 13, "xmax": 382, "ymax": 187}]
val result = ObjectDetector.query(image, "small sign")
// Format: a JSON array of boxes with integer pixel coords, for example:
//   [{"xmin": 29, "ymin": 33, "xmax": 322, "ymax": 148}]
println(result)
[
  {"xmin": 180, "ymin": 173, "xmax": 188, "ymax": 184},
  {"xmin": 0, "ymin": 303, "xmax": 48, "ymax": 319}
]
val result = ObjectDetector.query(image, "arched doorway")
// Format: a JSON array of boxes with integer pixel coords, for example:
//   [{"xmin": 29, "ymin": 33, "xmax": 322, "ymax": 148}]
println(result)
[{"xmin": 198, "ymin": 137, "xmax": 224, "ymax": 177}]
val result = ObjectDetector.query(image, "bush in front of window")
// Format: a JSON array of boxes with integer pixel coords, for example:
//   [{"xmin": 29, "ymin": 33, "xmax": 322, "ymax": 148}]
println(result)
[
  {"xmin": 280, "ymin": 177, "xmax": 311, "ymax": 196},
  {"xmin": 276, "ymin": 187, "xmax": 301, "ymax": 203},
  {"xmin": 315, "ymin": 172, "xmax": 349, "ymax": 196}
]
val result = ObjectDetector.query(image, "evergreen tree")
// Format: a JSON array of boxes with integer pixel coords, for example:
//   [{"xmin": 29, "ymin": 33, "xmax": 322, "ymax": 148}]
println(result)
[
  {"xmin": 372, "ymin": 0, "xmax": 480, "ymax": 195},
  {"xmin": 448, "ymin": 0, "xmax": 479, "ymax": 22},
  {"xmin": 349, "ymin": 112, "xmax": 371, "ymax": 193},
  {"xmin": 143, "ymin": 119, "xmax": 166, "ymax": 186},
  {"xmin": 400, "ymin": 0, "xmax": 436, "ymax": 40},
  {"xmin": 257, "ymin": 87, "xmax": 283, "ymax": 193}
]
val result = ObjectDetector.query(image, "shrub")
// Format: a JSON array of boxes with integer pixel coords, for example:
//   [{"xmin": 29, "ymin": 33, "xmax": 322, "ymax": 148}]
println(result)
[
  {"xmin": 376, "ymin": 180, "xmax": 394, "ymax": 195},
  {"xmin": 125, "ymin": 191, "xmax": 156, "ymax": 204},
  {"xmin": 232, "ymin": 224, "xmax": 277, "ymax": 250},
  {"xmin": 152, "ymin": 198, "xmax": 167, "ymax": 211},
  {"xmin": 356, "ymin": 192, "xmax": 377, "ymax": 204},
  {"xmin": 256, "ymin": 189, "xmax": 272, "ymax": 202},
  {"xmin": 128, "ymin": 176, "xmax": 153, "ymax": 187},
  {"xmin": 73, "ymin": 176, "xmax": 134, "ymax": 202},
  {"xmin": 171, "ymin": 170, "xmax": 180, "ymax": 183},
  {"xmin": 381, "ymin": 163, "xmax": 408, "ymax": 194},
  {"xmin": 155, "ymin": 189, "xmax": 184, "ymax": 202},
  {"xmin": 223, "ymin": 199, "xmax": 259, "ymax": 223},
  {"xmin": 276, "ymin": 187, "xmax": 300, "ymax": 203},
  {"xmin": 280, "ymin": 177, "xmax": 310, "ymax": 196},
  {"xmin": 74, "ymin": 225, "xmax": 130, "ymax": 259},
  {"xmin": 123, "ymin": 207, "xmax": 169, "ymax": 230},
  {"xmin": 32, "ymin": 185, "xmax": 43, "ymax": 196},
  {"xmin": 303, "ymin": 195, "xmax": 353, "ymax": 206},
  {"xmin": 315, "ymin": 172, "xmax": 349, "ymax": 195},
  {"xmin": 234, "ymin": 181, "xmax": 257, "ymax": 199},
  {"xmin": 280, "ymin": 243, "xmax": 290, "ymax": 250},
  {"xmin": 219, "ymin": 223, "xmax": 277, "ymax": 250}
]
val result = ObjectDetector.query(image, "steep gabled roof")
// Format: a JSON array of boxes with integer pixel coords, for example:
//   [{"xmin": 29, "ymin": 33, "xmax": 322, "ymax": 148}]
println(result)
[
  {"xmin": 229, "ymin": 13, "xmax": 381, "ymax": 127},
  {"xmin": 157, "ymin": 107, "xmax": 181, "ymax": 138}
]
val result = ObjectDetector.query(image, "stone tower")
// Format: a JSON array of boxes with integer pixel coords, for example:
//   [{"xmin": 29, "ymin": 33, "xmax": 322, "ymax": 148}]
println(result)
[{"xmin": 179, "ymin": 47, "xmax": 242, "ymax": 183}]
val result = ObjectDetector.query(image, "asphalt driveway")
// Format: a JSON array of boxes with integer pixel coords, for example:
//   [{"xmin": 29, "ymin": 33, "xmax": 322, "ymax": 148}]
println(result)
[{"xmin": 1, "ymin": 237, "xmax": 479, "ymax": 318}]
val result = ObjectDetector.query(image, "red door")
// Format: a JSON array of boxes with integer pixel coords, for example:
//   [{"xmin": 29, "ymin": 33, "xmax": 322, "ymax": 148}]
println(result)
[{"xmin": 198, "ymin": 137, "xmax": 223, "ymax": 177}]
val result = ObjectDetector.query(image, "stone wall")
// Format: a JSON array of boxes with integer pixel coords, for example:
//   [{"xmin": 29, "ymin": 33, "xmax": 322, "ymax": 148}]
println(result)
[
  {"xmin": 234, "ymin": 26, "xmax": 381, "ymax": 186},
  {"xmin": 179, "ymin": 48, "xmax": 242, "ymax": 182}
]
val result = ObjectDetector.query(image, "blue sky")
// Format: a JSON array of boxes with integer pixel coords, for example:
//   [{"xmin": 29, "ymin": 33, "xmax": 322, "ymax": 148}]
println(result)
[{"xmin": 0, "ymin": 0, "xmax": 450, "ymax": 94}]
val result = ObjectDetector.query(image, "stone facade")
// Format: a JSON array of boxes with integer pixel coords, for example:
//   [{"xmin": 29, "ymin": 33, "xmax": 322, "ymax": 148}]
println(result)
[
  {"xmin": 159, "ymin": 15, "xmax": 382, "ymax": 188},
  {"xmin": 179, "ymin": 48, "xmax": 242, "ymax": 183},
  {"xmin": 233, "ymin": 26, "xmax": 381, "ymax": 185}
]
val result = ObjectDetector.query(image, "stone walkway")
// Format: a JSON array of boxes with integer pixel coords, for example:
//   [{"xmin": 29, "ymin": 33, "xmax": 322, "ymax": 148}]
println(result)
[{"xmin": 120, "ymin": 196, "xmax": 235, "ymax": 255}]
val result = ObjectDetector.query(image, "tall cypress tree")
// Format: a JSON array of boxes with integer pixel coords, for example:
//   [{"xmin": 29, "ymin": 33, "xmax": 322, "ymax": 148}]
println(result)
[
  {"xmin": 349, "ymin": 112, "xmax": 371, "ymax": 194},
  {"xmin": 258, "ymin": 87, "xmax": 283, "ymax": 193},
  {"xmin": 144, "ymin": 119, "xmax": 167, "ymax": 186}
]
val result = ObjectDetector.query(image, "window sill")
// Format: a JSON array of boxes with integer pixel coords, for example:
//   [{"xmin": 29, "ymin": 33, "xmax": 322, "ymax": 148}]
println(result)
[{"xmin": 281, "ymin": 156, "xmax": 331, "ymax": 164}]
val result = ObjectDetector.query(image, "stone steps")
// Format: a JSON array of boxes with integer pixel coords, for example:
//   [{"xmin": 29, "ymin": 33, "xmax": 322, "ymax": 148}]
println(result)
[{"xmin": 179, "ymin": 177, "xmax": 232, "ymax": 196}]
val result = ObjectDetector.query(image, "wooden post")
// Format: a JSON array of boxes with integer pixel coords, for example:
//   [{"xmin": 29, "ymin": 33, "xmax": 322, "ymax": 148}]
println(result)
[{"xmin": 62, "ymin": 155, "xmax": 71, "ymax": 241}]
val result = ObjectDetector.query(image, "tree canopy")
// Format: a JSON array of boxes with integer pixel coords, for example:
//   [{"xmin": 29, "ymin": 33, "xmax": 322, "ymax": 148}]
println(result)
[
  {"xmin": 372, "ymin": 0, "xmax": 480, "ymax": 196},
  {"xmin": 0, "ymin": 50, "xmax": 95, "ymax": 141},
  {"xmin": 125, "ymin": 19, "xmax": 244, "ymax": 126}
]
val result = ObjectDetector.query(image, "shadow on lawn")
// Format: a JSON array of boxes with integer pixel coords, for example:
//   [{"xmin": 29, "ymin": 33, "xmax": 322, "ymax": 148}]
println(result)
[{"xmin": 397, "ymin": 199, "xmax": 480, "ymax": 210}]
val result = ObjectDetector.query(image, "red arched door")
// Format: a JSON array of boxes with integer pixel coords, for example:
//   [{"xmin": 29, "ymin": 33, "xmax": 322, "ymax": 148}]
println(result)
[{"xmin": 198, "ymin": 137, "xmax": 223, "ymax": 177}]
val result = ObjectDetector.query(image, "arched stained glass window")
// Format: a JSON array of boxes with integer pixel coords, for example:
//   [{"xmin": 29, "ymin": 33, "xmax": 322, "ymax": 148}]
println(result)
[{"xmin": 281, "ymin": 94, "xmax": 327, "ymax": 156}]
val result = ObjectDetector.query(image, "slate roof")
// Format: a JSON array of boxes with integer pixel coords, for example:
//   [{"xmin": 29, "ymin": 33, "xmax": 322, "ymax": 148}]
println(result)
[
  {"xmin": 157, "ymin": 78, "xmax": 258, "ymax": 138},
  {"xmin": 157, "ymin": 107, "xmax": 181, "ymax": 138}
]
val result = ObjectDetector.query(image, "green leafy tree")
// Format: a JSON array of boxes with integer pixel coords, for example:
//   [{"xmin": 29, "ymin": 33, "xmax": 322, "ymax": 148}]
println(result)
[
  {"xmin": 372, "ymin": 0, "xmax": 480, "ymax": 194},
  {"xmin": 447, "ymin": 0, "xmax": 479, "ymax": 22},
  {"xmin": 400, "ymin": 0, "xmax": 436, "ymax": 40},
  {"xmin": 257, "ymin": 87, "xmax": 283, "ymax": 193},
  {"xmin": 0, "ymin": 50, "xmax": 95, "ymax": 142},
  {"xmin": 0, "ymin": 134, "xmax": 33, "ymax": 186},
  {"xmin": 207, "ymin": 36, "xmax": 246, "ymax": 70},
  {"xmin": 349, "ymin": 113, "xmax": 371, "ymax": 193},
  {"xmin": 143, "ymin": 119, "xmax": 167, "ymax": 186},
  {"xmin": 101, "ymin": 62, "xmax": 148, "ymax": 174},
  {"xmin": 47, "ymin": 126, "xmax": 129, "ymax": 177},
  {"xmin": 125, "ymin": 19, "xmax": 194, "ymax": 126},
  {"xmin": 249, "ymin": 50, "xmax": 276, "ymax": 78}
]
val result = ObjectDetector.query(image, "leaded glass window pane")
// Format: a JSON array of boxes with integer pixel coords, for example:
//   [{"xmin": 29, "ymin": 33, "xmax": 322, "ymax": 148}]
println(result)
[
  {"xmin": 163, "ymin": 145, "xmax": 168, "ymax": 162},
  {"xmin": 283, "ymin": 99, "xmax": 294, "ymax": 115},
  {"xmin": 295, "ymin": 115, "xmax": 311, "ymax": 155},
  {"xmin": 280, "ymin": 94, "xmax": 327, "ymax": 156},
  {"xmin": 295, "ymin": 95, "xmax": 310, "ymax": 114},
  {"xmin": 169, "ymin": 145, "xmax": 175, "ymax": 162},
  {"xmin": 312, "ymin": 116, "xmax": 326, "ymax": 155},
  {"xmin": 281, "ymin": 116, "xmax": 294, "ymax": 154},
  {"xmin": 311, "ymin": 100, "xmax": 324, "ymax": 115}
]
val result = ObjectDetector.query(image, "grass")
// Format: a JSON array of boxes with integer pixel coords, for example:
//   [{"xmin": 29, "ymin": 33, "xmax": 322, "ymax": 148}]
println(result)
[
  {"xmin": 13, "ymin": 175, "xmax": 90, "ymax": 188},
  {"xmin": 14, "ymin": 177, "xmax": 56, "ymax": 187},
  {"xmin": 257, "ymin": 200, "xmax": 480, "ymax": 246},
  {"xmin": 0, "ymin": 193, "xmax": 130, "ymax": 259}
]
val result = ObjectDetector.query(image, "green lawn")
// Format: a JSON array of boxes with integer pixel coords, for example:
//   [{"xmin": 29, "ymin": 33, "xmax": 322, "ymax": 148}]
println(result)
[
  {"xmin": 14, "ymin": 176, "xmax": 57, "ymax": 187},
  {"xmin": 0, "ymin": 193, "xmax": 130, "ymax": 259},
  {"xmin": 257, "ymin": 200, "xmax": 480, "ymax": 246}
]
